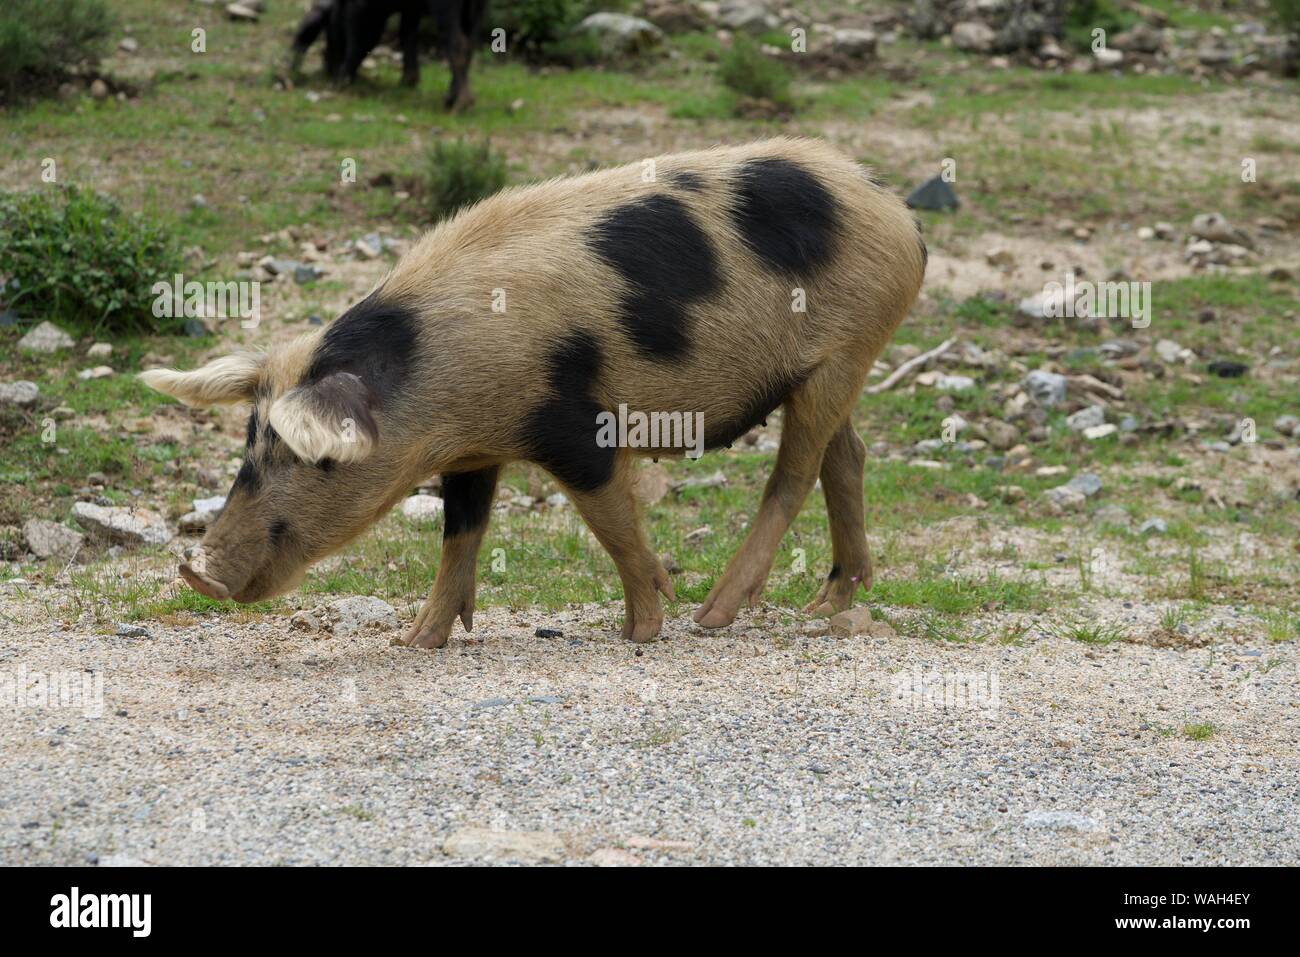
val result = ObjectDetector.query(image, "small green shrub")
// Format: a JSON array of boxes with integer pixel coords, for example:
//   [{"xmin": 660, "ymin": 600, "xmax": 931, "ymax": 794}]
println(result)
[
  {"xmin": 0, "ymin": 0, "xmax": 113, "ymax": 101},
  {"xmin": 718, "ymin": 37, "xmax": 794, "ymax": 113},
  {"xmin": 1063, "ymin": 0, "xmax": 1137, "ymax": 51},
  {"xmin": 493, "ymin": 0, "xmax": 613, "ymax": 64},
  {"xmin": 0, "ymin": 186, "xmax": 185, "ymax": 337},
  {"xmin": 1270, "ymin": 0, "xmax": 1300, "ymax": 37},
  {"xmin": 423, "ymin": 139, "xmax": 509, "ymax": 221}
]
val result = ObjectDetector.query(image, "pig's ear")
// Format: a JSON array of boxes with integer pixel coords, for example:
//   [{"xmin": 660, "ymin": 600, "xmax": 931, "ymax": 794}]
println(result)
[
  {"xmin": 267, "ymin": 371, "xmax": 377, "ymax": 465},
  {"xmin": 138, "ymin": 353, "xmax": 264, "ymax": 406}
]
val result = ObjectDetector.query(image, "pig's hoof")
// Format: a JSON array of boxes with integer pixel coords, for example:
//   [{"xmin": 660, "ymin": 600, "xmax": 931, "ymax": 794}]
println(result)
[
  {"xmin": 803, "ymin": 564, "xmax": 871, "ymax": 618},
  {"xmin": 399, "ymin": 618, "xmax": 453, "ymax": 650},
  {"xmin": 622, "ymin": 615, "xmax": 663, "ymax": 643},
  {"xmin": 693, "ymin": 603, "xmax": 738, "ymax": 629}
]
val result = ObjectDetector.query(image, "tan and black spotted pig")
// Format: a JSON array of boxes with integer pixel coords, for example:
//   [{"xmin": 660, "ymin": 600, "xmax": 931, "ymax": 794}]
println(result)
[{"xmin": 142, "ymin": 137, "xmax": 926, "ymax": 648}]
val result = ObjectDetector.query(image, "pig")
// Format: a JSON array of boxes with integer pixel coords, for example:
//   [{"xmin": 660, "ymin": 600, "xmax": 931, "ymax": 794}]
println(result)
[{"xmin": 141, "ymin": 137, "xmax": 925, "ymax": 648}]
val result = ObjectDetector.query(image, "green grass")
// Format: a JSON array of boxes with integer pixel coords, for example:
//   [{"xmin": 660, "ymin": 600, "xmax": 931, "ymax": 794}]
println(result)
[{"xmin": 1181, "ymin": 722, "xmax": 1217, "ymax": 742}]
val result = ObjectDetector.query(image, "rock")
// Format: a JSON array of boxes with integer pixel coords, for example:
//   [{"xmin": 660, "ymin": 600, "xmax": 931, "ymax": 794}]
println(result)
[
  {"xmin": 995, "ymin": 485, "xmax": 1025, "ymax": 503},
  {"xmin": 118, "ymin": 37, "xmax": 139, "ymax": 54},
  {"xmin": 952, "ymin": 21, "xmax": 996, "ymax": 53},
  {"xmin": 114, "ymin": 623, "xmax": 151, "ymax": 638},
  {"xmin": 400, "ymin": 495, "xmax": 445, "ymax": 524},
  {"xmin": 71, "ymin": 503, "xmax": 172, "ymax": 547},
  {"xmin": 1274, "ymin": 415, "xmax": 1299, "ymax": 438},
  {"xmin": 1044, "ymin": 486, "xmax": 1087, "ymax": 512},
  {"xmin": 442, "ymin": 827, "xmax": 565, "ymax": 863},
  {"xmin": 1112, "ymin": 23, "xmax": 1163, "ymax": 53},
  {"xmin": 89, "ymin": 78, "xmax": 110, "ymax": 100},
  {"xmin": 1093, "ymin": 47, "xmax": 1123, "ymax": 67},
  {"xmin": 77, "ymin": 366, "xmax": 114, "ymax": 381},
  {"xmin": 1138, "ymin": 518, "xmax": 1168, "ymax": 536},
  {"xmin": 982, "ymin": 420, "xmax": 1020, "ymax": 451},
  {"xmin": 716, "ymin": 0, "xmax": 777, "ymax": 33},
  {"xmin": 905, "ymin": 176, "xmax": 959, "ymax": 212},
  {"xmin": 934, "ymin": 374, "xmax": 975, "ymax": 392},
  {"xmin": 1191, "ymin": 211, "xmax": 1253, "ymax": 248},
  {"xmin": 86, "ymin": 342, "xmax": 113, "ymax": 359},
  {"xmin": 354, "ymin": 234, "xmax": 383, "ymax": 259},
  {"xmin": 0, "ymin": 380, "xmax": 39, "ymax": 407},
  {"xmin": 226, "ymin": 2, "xmax": 259, "ymax": 21},
  {"xmin": 579, "ymin": 13, "xmax": 665, "ymax": 55},
  {"xmin": 17, "ymin": 321, "xmax": 75, "ymax": 354},
  {"xmin": 1084, "ymin": 423, "xmax": 1118, "ymax": 440},
  {"xmin": 985, "ymin": 247, "xmax": 1015, "ymax": 268},
  {"xmin": 1066, "ymin": 405, "xmax": 1106, "ymax": 432},
  {"xmin": 1064, "ymin": 473, "xmax": 1103, "ymax": 498},
  {"xmin": 641, "ymin": 0, "xmax": 707, "ymax": 33},
  {"xmin": 672, "ymin": 470, "xmax": 727, "ymax": 492},
  {"xmin": 297, "ymin": 596, "xmax": 398, "ymax": 637},
  {"xmin": 179, "ymin": 496, "xmax": 226, "ymax": 533},
  {"xmin": 22, "ymin": 519, "xmax": 84, "ymax": 561},
  {"xmin": 1207, "ymin": 360, "xmax": 1248, "ymax": 378},
  {"xmin": 829, "ymin": 606, "xmax": 874, "ymax": 637},
  {"xmin": 1023, "ymin": 370, "xmax": 1067, "ymax": 408},
  {"xmin": 293, "ymin": 264, "xmax": 322, "ymax": 285},
  {"xmin": 830, "ymin": 28, "xmax": 878, "ymax": 60}
]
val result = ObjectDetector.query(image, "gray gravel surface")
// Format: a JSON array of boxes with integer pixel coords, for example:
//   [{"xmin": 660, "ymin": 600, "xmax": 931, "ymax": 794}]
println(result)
[{"xmin": 2, "ymin": 602, "xmax": 1295, "ymax": 865}]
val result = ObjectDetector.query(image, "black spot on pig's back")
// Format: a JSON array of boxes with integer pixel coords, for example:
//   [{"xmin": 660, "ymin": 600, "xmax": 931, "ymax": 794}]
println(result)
[
  {"xmin": 306, "ymin": 291, "xmax": 419, "ymax": 403},
  {"xmin": 587, "ymin": 194, "xmax": 721, "ymax": 360},
  {"xmin": 730, "ymin": 157, "xmax": 839, "ymax": 277},
  {"xmin": 521, "ymin": 331, "xmax": 614, "ymax": 493}
]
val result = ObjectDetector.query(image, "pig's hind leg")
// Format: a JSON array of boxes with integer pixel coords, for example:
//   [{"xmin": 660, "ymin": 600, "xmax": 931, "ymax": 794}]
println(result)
[
  {"xmin": 400, "ymin": 466, "xmax": 500, "ymax": 649},
  {"xmin": 694, "ymin": 361, "xmax": 863, "ymax": 629},
  {"xmin": 803, "ymin": 420, "xmax": 872, "ymax": 616},
  {"xmin": 560, "ymin": 453, "xmax": 675, "ymax": 643}
]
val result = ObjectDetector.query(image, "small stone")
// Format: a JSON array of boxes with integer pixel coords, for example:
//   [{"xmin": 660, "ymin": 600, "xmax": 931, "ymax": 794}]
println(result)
[
  {"xmin": 0, "ymin": 381, "xmax": 39, "ymax": 407},
  {"xmin": 442, "ymin": 827, "xmax": 565, "ymax": 863},
  {"xmin": 905, "ymin": 176, "xmax": 959, "ymax": 212},
  {"xmin": 89, "ymin": 79, "xmax": 110, "ymax": 100},
  {"xmin": 1093, "ymin": 505, "xmax": 1130, "ymax": 527},
  {"xmin": 226, "ymin": 2, "xmax": 259, "ymax": 21},
  {"xmin": 1065, "ymin": 473, "xmax": 1103, "ymax": 498},
  {"xmin": 1083, "ymin": 423, "xmax": 1118, "ymax": 440},
  {"xmin": 1066, "ymin": 405, "xmax": 1106, "ymax": 432},
  {"xmin": 318, "ymin": 596, "xmax": 398, "ymax": 637},
  {"xmin": 830, "ymin": 27, "xmax": 878, "ymax": 60},
  {"xmin": 77, "ymin": 366, "xmax": 114, "ymax": 381},
  {"xmin": 1023, "ymin": 370, "xmax": 1067, "ymax": 408},
  {"xmin": 1207, "ymin": 360, "xmax": 1248, "ymax": 378},
  {"xmin": 118, "ymin": 37, "xmax": 139, "ymax": 54},
  {"xmin": 982, "ymin": 420, "xmax": 1020, "ymax": 451},
  {"xmin": 829, "ymin": 606, "xmax": 874, "ymax": 637},
  {"xmin": 1138, "ymin": 518, "xmax": 1168, "ymax": 536},
  {"xmin": 114, "ymin": 623, "xmax": 151, "ymax": 638},
  {"xmin": 400, "ymin": 494, "xmax": 445, "ymax": 524},
  {"xmin": 17, "ymin": 321, "xmax": 75, "ymax": 354},
  {"xmin": 22, "ymin": 519, "xmax": 84, "ymax": 561},
  {"xmin": 534, "ymin": 627, "xmax": 563, "ymax": 639},
  {"xmin": 577, "ymin": 13, "xmax": 665, "ymax": 55},
  {"xmin": 86, "ymin": 342, "xmax": 113, "ymax": 359},
  {"xmin": 71, "ymin": 503, "xmax": 172, "ymax": 547},
  {"xmin": 952, "ymin": 21, "xmax": 995, "ymax": 53},
  {"xmin": 995, "ymin": 485, "xmax": 1025, "ymax": 503}
]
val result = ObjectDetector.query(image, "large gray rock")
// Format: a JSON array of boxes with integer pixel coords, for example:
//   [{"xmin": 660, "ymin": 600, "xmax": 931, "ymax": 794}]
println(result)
[
  {"xmin": 905, "ymin": 176, "xmax": 959, "ymax": 212},
  {"xmin": 71, "ymin": 503, "xmax": 173, "ymax": 547},
  {"xmin": 716, "ymin": 0, "xmax": 777, "ymax": 33},
  {"xmin": 952, "ymin": 21, "xmax": 996, "ymax": 53},
  {"xmin": 831, "ymin": 28, "xmax": 878, "ymax": 61},
  {"xmin": 22, "ymin": 519, "xmax": 85, "ymax": 561},
  {"xmin": 18, "ymin": 321, "xmax": 75, "ymax": 354},
  {"xmin": 1066, "ymin": 405, "xmax": 1106, "ymax": 432},
  {"xmin": 0, "ymin": 380, "xmax": 39, "ymax": 407},
  {"xmin": 578, "ymin": 13, "xmax": 665, "ymax": 55},
  {"xmin": 1023, "ymin": 370, "xmax": 1067, "ymax": 407}
]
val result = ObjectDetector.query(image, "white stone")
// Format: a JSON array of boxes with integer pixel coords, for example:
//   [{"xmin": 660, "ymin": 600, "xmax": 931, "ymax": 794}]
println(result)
[
  {"xmin": 400, "ymin": 494, "xmax": 445, "ymax": 523},
  {"xmin": 72, "ymin": 503, "xmax": 172, "ymax": 547},
  {"xmin": 18, "ymin": 321, "xmax": 75, "ymax": 353}
]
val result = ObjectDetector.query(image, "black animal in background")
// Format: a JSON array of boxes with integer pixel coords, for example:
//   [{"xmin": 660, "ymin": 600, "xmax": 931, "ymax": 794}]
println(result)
[{"xmin": 289, "ymin": 0, "xmax": 488, "ymax": 111}]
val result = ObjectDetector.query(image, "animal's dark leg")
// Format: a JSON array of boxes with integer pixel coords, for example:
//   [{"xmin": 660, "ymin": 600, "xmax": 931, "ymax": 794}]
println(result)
[
  {"xmin": 399, "ymin": 466, "xmax": 500, "ymax": 649},
  {"xmin": 398, "ymin": 6, "xmax": 421, "ymax": 87},
  {"xmin": 290, "ymin": 0, "xmax": 333, "ymax": 74}
]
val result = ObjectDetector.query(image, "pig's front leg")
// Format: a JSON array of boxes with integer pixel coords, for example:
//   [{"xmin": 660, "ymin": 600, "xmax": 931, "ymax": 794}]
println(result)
[{"xmin": 400, "ymin": 466, "xmax": 499, "ymax": 649}]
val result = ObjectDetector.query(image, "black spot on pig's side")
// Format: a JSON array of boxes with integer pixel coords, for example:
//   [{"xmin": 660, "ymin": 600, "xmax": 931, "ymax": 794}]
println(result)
[
  {"xmin": 232, "ymin": 459, "xmax": 260, "ymax": 495},
  {"xmin": 588, "ymin": 194, "xmax": 722, "ymax": 360},
  {"xmin": 730, "ymin": 158, "xmax": 839, "ymax": 277},
  {"xmin": 522, "ymin": 331, "xmax": 614, "ymax": 493},
  {"xmin": 245, "ymin": 407, "xmax": 259, "ymax": 448},
  {"xmin": 704, "ymin": 370, "xmax": 806, "ymax": 451},
  {"xmin": 442, "ymin": 467, "xmax": 500, "ymax": 538},
  {"xmin": 306, "ymin": 292, "xmax": 419, "ymax": 404}
]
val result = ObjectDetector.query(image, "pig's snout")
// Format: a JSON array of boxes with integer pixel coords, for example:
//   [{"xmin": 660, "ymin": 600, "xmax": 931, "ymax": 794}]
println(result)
[{"xmin": 180, "ymin": 551, "xmax": 231, "ymax": 601}]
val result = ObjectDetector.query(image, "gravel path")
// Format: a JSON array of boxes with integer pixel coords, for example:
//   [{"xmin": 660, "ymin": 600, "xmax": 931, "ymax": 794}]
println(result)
[{"xmin": 2, "ymin": 600, "xmax": 1295, "ymax": 866}]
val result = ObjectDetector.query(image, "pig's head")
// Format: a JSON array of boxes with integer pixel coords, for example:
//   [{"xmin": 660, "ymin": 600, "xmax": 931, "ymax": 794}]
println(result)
[{"xmin": 140, "ymin": 334, "xmax": 415, "ymax": 603}]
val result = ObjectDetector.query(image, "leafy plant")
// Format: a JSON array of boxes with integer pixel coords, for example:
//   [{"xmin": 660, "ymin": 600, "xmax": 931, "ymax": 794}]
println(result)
[
  {"xmin": 0, "ymin": 0, "xmax": 113, "ymax": 101},
  {"xmin": 0, "ymin": 186, "xmax": 185, "ymax": 336},
  {"xmin": 493, "ymin": 0, "xmax": 610, "ymax": 64},
  {"xmin": 718, "ymin": 37, "xmax": 794, "ymax": 113},
  {"xmin": 423, "ymin": 139, "xmax": 509, "ymax": 222}
]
